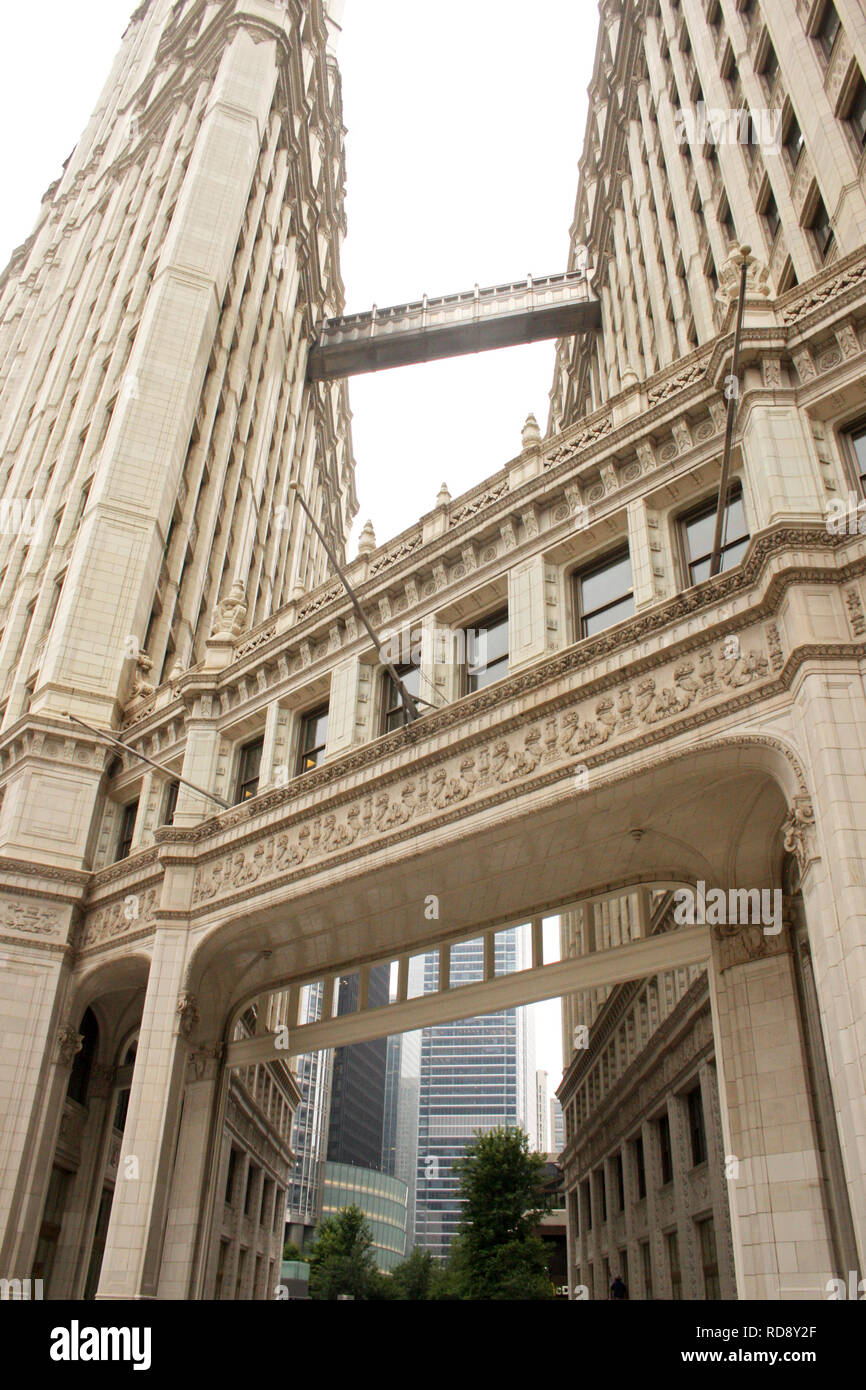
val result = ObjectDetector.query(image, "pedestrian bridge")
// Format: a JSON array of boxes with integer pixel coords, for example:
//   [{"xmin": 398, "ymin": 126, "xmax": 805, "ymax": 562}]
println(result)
[{"xmin": 306, "ymin": 267, "xmax": 600, "ymax": 380}]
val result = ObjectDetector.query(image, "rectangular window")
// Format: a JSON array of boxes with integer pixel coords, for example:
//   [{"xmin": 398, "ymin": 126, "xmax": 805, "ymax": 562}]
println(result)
[
  {"xmin": 844, "ymin": 421, "xmax": 866, "ymax": 494},
  {"xmin": 680, "ymin": 482, "xmax": 750, "ymax": 586},
  {"xmin": 641, "ymin": 1240, "xmax": 653, "ymax": 1300},
  {"xmin": 808, "ymin": 194, "xmax": 834, "ymax": 261},
  {"xmin": 816, "ymin": 1, "xmax": 841, "ymax": 62},
  {"xmin": 658, "ymin": 1113, "xmax": 674, "ymax": 1186},
  {"xmin": 116, "ymin": 800, "xmax": 139, "ymax": 861},
  {"xmin": 698, "ymin": 1216, "xmax": 721, "ymax": 1298},
  {"xmin": 225, "ymin": 1147, "xmax": 239, "ymax": 1205},
  {"xmin": 666, "ymin": 1230, "xmax": 683, "ymax": 1299},
  {"xmin": 597, "ymin": 1168, "xmax": 607, "ymax": 1222},
  {"xmin": 582, "ymin": 1178, "xmax": 592, "ymax": 1231},
  {"xmin": 614, "ymin": 1153, "xmax": 625, "ymax": 1210},
  {"xmin": 688, "ymin": 1085, "xmax": 708, "ymax": 1165},
  {"xmin": 784, "ymin": 109, "xmax": 804, "ymax": 169},
  {"xmin": 273, "ymin": 1188, "xmax": 284, "ymax": 1234},
  {"xmin": 845, "ymin": 73, "xmax": 866, "ymax": 149},
  {"xmin": 297, "ymin": 705, "xmax": 329, "ymax": 774},
  {"xmin": 244, "ymin": 1163, "xmax": 257, "ymax": 1217},
  {"xmin": 575, "ymin": 548, "xmax": 635, "ymax": 638},
  {"xmin": 382, "ymin": 661, "xmax": 421, "ymax": 733},
  {"xmin": 236, "ymin": 737, "xmax": 263, "ymax": 803},
  {"xmin": 634, "ymin": 1135, "xmax": 647, "ymax": 1200},
  {"xmin": 762, "ymin": 187, "xmax": 780, "ymax": 243},
  {"xmin": 162, "ymin": 780, "xmax": 179, "ymax": 826},
  {"xmin": 465, "ymin": 609, "xmax": 509, "ymax": 693}
]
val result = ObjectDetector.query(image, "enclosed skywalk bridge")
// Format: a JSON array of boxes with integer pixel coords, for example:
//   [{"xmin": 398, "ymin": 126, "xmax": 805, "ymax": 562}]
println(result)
[
  {"xmin": 307, "ymin": 266, "xmax": 600, "ymax": 380},
  {"xmin": 225, "ymin": 882, "xmax": 709, "ymax": 1066}
]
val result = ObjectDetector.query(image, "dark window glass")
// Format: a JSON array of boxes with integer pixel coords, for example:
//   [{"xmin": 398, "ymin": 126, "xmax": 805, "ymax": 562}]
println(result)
[
  {"xmin": 225, "ymin": 1148, "xmax": 239, "ymax": 1204},
  {"xmin": 634, "ymin": 1135, "xmax": 647, "ymax": 1200},
  {"xmin": 761, "ymin": 43, "xmax": 779, "ymax": 84},
  {"xmin": 383, "ymin": 662, "xmax": 421, "ymax": 732},
  {"xmin": 846, "ymin": 422, "xmax": 866, "ymax": 492},
  {"xmin": 763, "ymin": 188, "xmax": 780, "ymax": 242},
  {"xmin": 681, "ymin": 483, "xmax": 750, "ymax": 585},
  {"xmin": 667, "ymin": 1230, "xmax": 682, "ymax": 1299},
  {"xmin": 784, "ymin": 110, "xmax": 804, "ymax": 167},
  {"xmin": 244, "ymin": 1164, "xmax": 257, "ymax": 1216},
  {"xmin": 846, "ymin": 74, "xmax": 866, "ymax": 148},
  {"xmin": 817, "ymin": 1, "xmax": 841, "ymax": 60},
  {"xmin": 576, "ymin": 549, "xmax": 635, "ymax": 637},
  {"xmin": 116, "ymin": 800, "xmax": 139, "ymax": 861},
  {"xmin": 162, "ymin": 780, "xmax": 179, "ymax": 826},
  {"xmin": 698, "ymin": 1217, "xmax": 721, "ymax": 1298},
  {"xmin": 809, "ymin": 196, "xmax": 834, "ymax": 260},
  {"xmin": 615, "ymin": 1153, "xmax": 625, "ymax": 1210},
  {"xmin": 236, "ymin": 738, "xmax": 263, "ymax": 802},
  {"xmin": 297, "ymin": 705, "xmax": 329, "ymax": 774},
  {"xmin": 598, "ymin": 1167, "xmax": 607, "ymax": 1222},
  {"xmin": 658, "ymin": 1113, "xmax": 674, "ymax": 1185},
  {"xmin": 465, "ymin": 609, "xmax": 509, "ymax": 692},
  {"xmin": 688, "ymin": 1085, "xmax": 708, "ymax": 1165}
]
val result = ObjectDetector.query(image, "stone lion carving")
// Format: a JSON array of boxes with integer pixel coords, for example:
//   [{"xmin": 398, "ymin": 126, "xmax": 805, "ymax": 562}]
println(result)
[{"xmin": 210, "ymin": 581, "xmax": 248, "ymax": 640}]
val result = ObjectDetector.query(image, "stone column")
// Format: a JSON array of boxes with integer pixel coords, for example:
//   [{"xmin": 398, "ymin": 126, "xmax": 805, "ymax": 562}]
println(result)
[
  {"xmin": 708, "ymin": 925, "xmax": 836, "ymax": 1298},
  {"xmin": 158, "ymin": 1043, "xmax": 225, "ymax": 1299},
  {"xmin": 95, "ymin": 928, "xmax": 190, "ymax": 1299}
]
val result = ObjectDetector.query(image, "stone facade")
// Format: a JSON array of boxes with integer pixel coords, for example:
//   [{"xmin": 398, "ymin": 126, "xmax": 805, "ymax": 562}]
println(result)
[{"xmin": 0, "ymin": 0, "xmax": 865, "ymax": 1302}]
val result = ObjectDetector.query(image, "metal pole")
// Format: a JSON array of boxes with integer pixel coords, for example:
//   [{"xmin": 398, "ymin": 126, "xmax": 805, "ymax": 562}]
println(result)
[
  {"xmin": 63, "ymin": 712, "xmax": 231, "ymax": 810},
  {"xmin": 708, "ymin": 250, "xmax": 750, "ymax": 579},
  {"xmin": 288, "ymin": 482, "xmax": 421, "ymax": 724}
]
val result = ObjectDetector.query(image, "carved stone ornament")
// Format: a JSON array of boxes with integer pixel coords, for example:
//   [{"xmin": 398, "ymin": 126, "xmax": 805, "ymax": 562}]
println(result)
[
  {"xmin": 130, "ymin": 651, "xmax": 155, "ymax": 699},
  {"xmin": 210, "ymin": 582, "xmax": 248, "ymax": 640},
  {"xmin": 0, "ymin": 898, "xmax": 62, "ymax": 935},
  {"xmin": 712, "ymin": 919, "xmax": 790, "ymax": 973},
  {"xmin": 715, "ymin": 245, "xmax": 771, "ymax": 305},
  {"xmin": 176, "ymin": 992, "xmax": 200, "ymax": 1039},
  {"xmin": 782, "ymin": 799, "xmax": 817, "ymax": 876},
  {"xmin": 185, "ymin": 1041, "xmax": 225, "ymax": 1084},
  {"xmin": 57, "ymin": 1026, "xmax": 84, "ymax": 1067}
]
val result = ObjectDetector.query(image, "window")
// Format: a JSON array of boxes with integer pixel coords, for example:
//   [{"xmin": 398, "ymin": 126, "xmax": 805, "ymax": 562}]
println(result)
[
  {"xmin": 582, "ymin": 1178, "xmax": 592, "ymax": 1231},
  {"xmin": 718, "ymin": 194, "xmax": 735, "ymax": 245},
  {"xmin": 845, "ymin": 74, "xmax": 866, "ymax": 149},
  {"xmin": 641, "ymin": 1240, "xmax": 653, "ymax": 1300},
  {"xmin": 162, "ymin": 780, "xmax": 179, "ymax": 826},
  {"xmin": 815, "ymin": 1, "xmax": 841, "ymax": 62},
  {"xmin": 225, "ymin": 1147, "xmax": 240, "ymax": 1205},
  {"xmin": 844, "ymin": 421, "xmax": 866, "ymax": 494},
  {"xmin": 575, "ymin": 549, "xmax": 634, "ymax": 638},
  {"xmin": 698, "ymin": 1217, "xmax": 721, "ymax": 1298},
  {"xmin": 614, "ymin": 1153, "xmax": 625, "ymax": 1210},
  {"xmin": 634, "ymin": 1135, "xmax": 647, "ymax": 1200},
  {"xmin": 465, "ymin": 609, "xmax": 508, "ymax": 692},
  {"xmin": 67, "ymin": 1008, "xmax": 99, "ymax": 1106},
  {"xmin": 808, "ymin": 193, "xmax": 834, "ymax": 261},
  {"xmin": 116, "ymin": 800, "xmax": 139, "ymax": 861},
  {"xmin": 297, "ymin": 705, "xmax": 329, "ymax": 773},
  {"xmin": 783, "ymin": 109, "xmax": 804, "ymax": 169},
  {"xmin": 597, "ymin": 1167, "xmax": 607, "ymax": 1222},
  {"xmin": 688, "ymin": 1085, "xmax": 708, "ymax": 1165},
  {"xmin": 658, "ymin": 1113, "xmax": 674, "ymax": 1185},
  {"xmin": 762, "ymin": 186, "xmax": 780, "ymax": 243},
  {"xmin": 382, "ymin": 661, "xmax": 421, "ymax": 733},
  {"xmin": 236, "ymin": 737, "xmax": 263, "ymax": 802},
  {"xmin": 680, "ymin": 482, "xmax": 750, "ymax": 586},
  {"xmin": 760, "ymin": 41, "xmax": 779, "ymax": 87},
  {"xmin": 244, "ymin": 1164, "xmax": 257, "ymax": 1217},
  {"xmin": 666, "ymin": 1230, "xmax": 683, "ymax": 1299}
]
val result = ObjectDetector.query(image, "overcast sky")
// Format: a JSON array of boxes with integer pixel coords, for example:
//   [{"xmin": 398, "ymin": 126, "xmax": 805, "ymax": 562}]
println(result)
[{"xmin": 0, "ymin": 0, "xmax": 599, "ymax": 1092}]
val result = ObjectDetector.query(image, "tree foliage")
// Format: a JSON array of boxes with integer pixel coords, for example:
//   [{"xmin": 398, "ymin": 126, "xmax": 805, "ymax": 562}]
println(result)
[{"xmin": 307, "ymin": 1205, "xmax": 380, "ymax": 1300}]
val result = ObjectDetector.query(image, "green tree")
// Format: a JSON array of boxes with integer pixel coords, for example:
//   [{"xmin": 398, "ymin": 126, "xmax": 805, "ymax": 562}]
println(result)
[
  {"xmin": 389, "ymin": 1247, "xmax": 437, "ymax": 1300},
  {"xmin": 451, "ymin": 1126, "xmax": 554, "ymax": 1300},
  {"xmin": 281, "ymin": 1239, "xmax": 303, "ymax": 1262},
  {"xmin": 307, "ymin": 1205, "xmax": 380, "ymax": 1300}
]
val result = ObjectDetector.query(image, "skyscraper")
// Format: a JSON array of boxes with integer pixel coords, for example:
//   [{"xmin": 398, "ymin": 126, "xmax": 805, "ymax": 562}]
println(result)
[
  {"xmin": 413, "ymin": 928, "xmax": 535, "ymax": 1259},
  {"xmin": 326, "ymin": 963, "xmax": 391, "ymax": 1171}
]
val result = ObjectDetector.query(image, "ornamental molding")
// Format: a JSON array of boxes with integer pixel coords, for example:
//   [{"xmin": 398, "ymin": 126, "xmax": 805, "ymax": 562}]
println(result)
[
  {"xmin": 0, "ymin": 897, "xmax": 64, "ymax": 937},
  {"xmin": 57, "ymin": 1025, "xmax": 84, "ymax": 1068}
]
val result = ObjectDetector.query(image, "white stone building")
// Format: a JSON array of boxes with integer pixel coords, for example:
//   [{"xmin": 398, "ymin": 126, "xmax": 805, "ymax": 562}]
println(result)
[{"xmin": 0, "ymin": 0, "xmax": 864, "ymax": 1303}]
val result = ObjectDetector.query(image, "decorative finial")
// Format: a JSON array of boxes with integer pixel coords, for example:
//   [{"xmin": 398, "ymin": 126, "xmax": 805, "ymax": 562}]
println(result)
[
  {"xmin": 357, "ymin": 519, "xmax": 377, "ymax": 556},
  {"xmin": 436, "ymin": 482, "xmax": 452, "ymax": 508},
  {"xmin": 522, "ymin": 413, "xmax": 542, "ymax": 450}
]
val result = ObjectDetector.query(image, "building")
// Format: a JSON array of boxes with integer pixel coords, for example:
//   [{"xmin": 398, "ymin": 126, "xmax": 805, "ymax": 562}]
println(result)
[
  {"xmin": 1, "ymin": 0, "xmax": 865, "ymax": 1302},
  {"xmin": 414, "ymin": 930, "xmax": 535, "ymax": 1259},
  {"xmin": 381, "ymin": 1025, "xmax": 422, "ymax": 1252},
  {"xmin": 326, "ymin": 963, "xmax": 391, "ymax": 1170},
  {"xmin": 549, "ymin": 1097, "xmax": 564, "ymax": 1157},
  {"xmin": 320, "ymin": 1162, "xmax": 408, "ymax": 1271},
  {"xmin": 535, "ymin": 1069, "xmax": 550, "ymax": 1152}
]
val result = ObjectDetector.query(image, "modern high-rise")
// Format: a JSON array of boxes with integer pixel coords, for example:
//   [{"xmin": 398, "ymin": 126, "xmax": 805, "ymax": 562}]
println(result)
[
  {"xmin": 414, "ymin": 929, "xmax": 535, "ymax": 1259},
  {"xmin": 326, "ymin": 964, "xmax": 391, "ymax": 1171},
  {"xmin": 535, "ymin": 1069, "xmax": 550, "ymax": 1153}
]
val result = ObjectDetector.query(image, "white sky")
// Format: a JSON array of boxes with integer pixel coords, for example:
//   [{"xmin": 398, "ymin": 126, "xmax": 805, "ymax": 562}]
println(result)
[{"xmin": 0, "ymin": 0, "xmax": 599, "ymax": 1091}]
